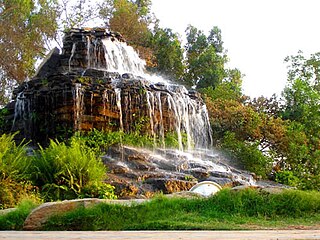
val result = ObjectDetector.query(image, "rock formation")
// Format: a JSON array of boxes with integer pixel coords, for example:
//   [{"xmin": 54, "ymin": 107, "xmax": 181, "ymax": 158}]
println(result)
[{"xmin": 4, "ymin": 28, "xmax": 212, "ymax": 149}]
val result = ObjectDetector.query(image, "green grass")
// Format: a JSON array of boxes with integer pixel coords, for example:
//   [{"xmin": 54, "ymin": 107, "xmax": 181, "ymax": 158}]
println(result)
[
  {"xmin": 0, "ymin": 199, "xmax": 38, "ymax": 230},
  {"xmin": 43, "ymin": 188, "xmax": 320, "ymax": 230}
]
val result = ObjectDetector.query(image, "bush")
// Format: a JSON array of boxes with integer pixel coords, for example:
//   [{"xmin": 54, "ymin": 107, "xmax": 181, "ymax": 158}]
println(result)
[
  {"xmin": 0, "ymin": 133, "xmax": 38, "ymax": 208},
  {"xmin": 29, "ymin": 137, "xmax": 115, "ymax": 201},
  {"xmin": 275, "ymin": 171, "xmax": 299, "ymax": 187},
  {"xmin": 0, "ymin": 133, "xmax": 30, "ymax": 182},
  {"xmin": 81, "ymin": 182, "xmax": 116, "ymax": 199},
  {"xmin": 221, "ymin": 132, "xmax": 272, "ymax": 177},
  {"xmin": 0, "ymin": 178, "xmax": 40, "ymax": 209}
]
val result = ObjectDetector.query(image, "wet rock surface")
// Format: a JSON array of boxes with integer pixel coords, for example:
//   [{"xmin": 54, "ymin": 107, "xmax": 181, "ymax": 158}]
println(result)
[{"xmin": 102, "ymin": 145, "xmax": 259, "ymax": 198}]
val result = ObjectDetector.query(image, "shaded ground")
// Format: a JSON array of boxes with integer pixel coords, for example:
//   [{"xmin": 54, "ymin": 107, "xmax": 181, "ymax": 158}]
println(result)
[{"xmin": 1, "ymin": 230, "xmax": 320, "ymax": 240}]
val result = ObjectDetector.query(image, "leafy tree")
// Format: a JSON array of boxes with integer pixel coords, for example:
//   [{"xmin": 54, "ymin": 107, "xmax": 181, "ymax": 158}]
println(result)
[
  {"xmin": 282, "ymin": 78, "xmax": 320, "ymax": 138},
  {"xmin": 207, "ymin": 26, "xmax": 224, "ymax": 53},
  {"xmin": 184, "ymin": 25, "xmax": 227, "ymax": 89},
  {"xmin": 277, "ymin": 51, "xmax": 320, "ymax": 190},
  {"xmin": 204, "ymin": 83, "xmax": 290, "ymax": 179},
  {"xmin": 131, "ymin": 0, "xmax": 152, "ymax": 21},
  {"xmin": 151, "ymin": 28, "xmax": 184, "ymax": 80},
  {"xmin": 285, "ymin": 50, "xmax": 320, "ymax": 88},
  {"xmin": 246, "ymin": 94, "xmax": 282, "ymax": 118},
  {"xmin": 0, "ymin": 0, "xmax": 58, "ymax": 105},
  {"xmin": 101, "ymin": 0, "xmax": 150, "ymax": 46},
  {"xmin": 0, "ymin": 0, "xmax": 58, "ymax": 82}
]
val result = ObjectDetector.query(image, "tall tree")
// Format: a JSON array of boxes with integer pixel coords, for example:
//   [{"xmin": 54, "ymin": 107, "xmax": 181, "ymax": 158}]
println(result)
[
  {"xmin": 279, "ymin": 51, "xmax": 320, "ymax": 190},
  {"xmin": 0, "ymin": 0, "xmax": 58, "ymax": 82},
  {"xmin": 151, "ymin": 28, "xmax": 184, "ymax": 80},
  {"xmin": 184, "ymin": 25, "xmax": 227, "ymax": 89},
  {"xmin": 0, "ymin": 0, "xmax": 58, "ymax": 105}
]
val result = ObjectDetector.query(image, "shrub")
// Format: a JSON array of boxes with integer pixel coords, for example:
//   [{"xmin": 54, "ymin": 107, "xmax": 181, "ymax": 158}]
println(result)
[
  {"xmin": 29, "ymin": 137, "xmax": 115, "ymax": 201},
  {"xmin": 275, "ymin": 170, "xmax": 299, "ymax": 187},
  {"xmin": 0, "ymin": 133, "xmax": 38, "ymax": 208},
  {"xmin": 81, "ymin": 182, "xmax": 116, "ymax": 199},
  {"xmin": 221, "ymin": 132, "xmax": 272, "ymax": 178},
  {"xmin": 0, "ymin": 178, "xmax": 40, "ymax": 209},
  {"xmin": 0, "ymin": 133, "xmax": 30, "ymax": 182}
]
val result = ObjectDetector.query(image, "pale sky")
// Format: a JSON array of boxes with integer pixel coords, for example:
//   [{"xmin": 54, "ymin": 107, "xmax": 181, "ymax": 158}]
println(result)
[{"xmin": 151, "ymin": 0, "xmax": 320, "ymax": 98}]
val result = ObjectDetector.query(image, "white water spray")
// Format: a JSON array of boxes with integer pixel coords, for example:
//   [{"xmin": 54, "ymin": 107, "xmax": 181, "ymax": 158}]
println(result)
[
  {"xmin": 102, "ymin": 38, "xmax": 146, "ymax": 75},
  {"xmin": 82, "ymin": 35, "xmax": 213, "ymax": 149}
]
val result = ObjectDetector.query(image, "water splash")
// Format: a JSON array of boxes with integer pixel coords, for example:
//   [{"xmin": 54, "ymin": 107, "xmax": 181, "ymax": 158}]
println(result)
[
  {"xmin": 107, "ymin": 145, "xmax": 257, "ymax": 187},
  {"xmin": 102, "ymin": 38, "xmax": 145, "ymax": 76}
]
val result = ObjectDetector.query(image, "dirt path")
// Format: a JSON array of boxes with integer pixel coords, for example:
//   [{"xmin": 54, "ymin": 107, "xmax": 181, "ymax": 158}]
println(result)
[{"xmin": 1, "ymin": 230, "xmax": 320, "ymax": 239}]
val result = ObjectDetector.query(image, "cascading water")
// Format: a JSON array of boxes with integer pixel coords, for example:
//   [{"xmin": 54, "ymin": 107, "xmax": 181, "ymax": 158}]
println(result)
[
  {"xmin": 69, "ymin": 43, "xmax": 77, "ymax": 72},
  {"xmin": 114, "ymin": 88, "xmax": 124, "ymax": 132},
  {"xmin": 11, "ymin": 88, "xmax": 32, "ymax": 137},
  {"xmin": 73, "ymin": 83, "xmax": 84, "ymax": 130},
  {"xmin": 82, "ymin": 32, "xmax": 257, "ymax": 187},
  {"xmin": 12, "ymin": 92, "xmax": 26, "ymax": 130},
  {"xmin": 84, "ymin": 36, "xmax": 213, "ymax": 150},
  {"xmin": 102, "ymin": 38, "xmax": 146, "ymax": 75}
]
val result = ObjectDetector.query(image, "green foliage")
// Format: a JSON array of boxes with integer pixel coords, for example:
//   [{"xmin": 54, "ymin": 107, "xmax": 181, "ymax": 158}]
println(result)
[
  {"xmin": 0, "ymin": 133, "xmax": 41, "ymax": 208},
  {"xmin": 43, "ymin": 188, "xmax": 320, "ymax": 231},
  {"xmin": 80, "ymin": 129, "xmax": 187, "ymax": 154},
  {"xmin": 106, "ymin": 0, "xmax": 151, "ymax": 46},
  {"xmin": 0, "ymin": 133, "xmax": 30, "ymax": 182},
  {"xmin": 29, "ymin": 138, "xmax": 115, "ymax": 201},
  {"xmin": 0, "ymin": 178, "xmax": 41, "ymax": 210},
  {"xmin": 221, "ymin": 132, "xmax": 272, "ymax": 177},
  {"xmin": 76, "ymin": 76, "xmax": 92, "ymax": 84},
  {"xmin": 81, "ymin": 182, "xmax": 116, "ymax": 199},
  {"xmin": 278, "ymin": 51, "xmax": 320, "ymax": 190},
  {"xmin": 151, "ymin": 28, "xmax": 185, "ymax": 80},
  {"xmin": 0, "ymin": 0, "xmax": 59, "ymax": 82},
  {"xmin": 275, "ymin": 171, "xmax": 299, "ymax": 187},
  {"xmin": 184, "ymin": 25, "xmax": 227, "ymax": 89},
  {"xmin": 0, "ymin": 199, "xmax": 38, "ymax": 230}
]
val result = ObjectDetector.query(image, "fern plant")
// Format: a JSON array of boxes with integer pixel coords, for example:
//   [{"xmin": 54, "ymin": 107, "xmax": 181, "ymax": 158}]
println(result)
[{"xmin": 30, "ymin": 137, "xmax": 115, "ymax": 201}]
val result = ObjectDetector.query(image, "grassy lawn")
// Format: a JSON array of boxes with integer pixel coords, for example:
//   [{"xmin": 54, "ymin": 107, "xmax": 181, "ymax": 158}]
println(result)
[
  {"xmin": 1, "ymin": 188, "xmax": 319, "ymax": 230},
  {"xmin": 42, "ymin": 188, "xmax": 320, "ymax": 230}
]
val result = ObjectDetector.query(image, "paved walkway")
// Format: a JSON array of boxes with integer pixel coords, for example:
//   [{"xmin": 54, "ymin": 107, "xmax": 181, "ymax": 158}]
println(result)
[{"xmin": 1, "ymin": 230, "xmax": 320, "ymax": 239}]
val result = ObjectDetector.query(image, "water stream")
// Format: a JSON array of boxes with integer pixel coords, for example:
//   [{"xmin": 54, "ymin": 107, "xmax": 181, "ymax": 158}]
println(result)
[{"xmin": 84, "ymin": 36, "xmax": 213, "ymax": 150}]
